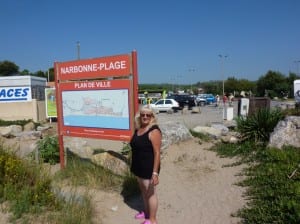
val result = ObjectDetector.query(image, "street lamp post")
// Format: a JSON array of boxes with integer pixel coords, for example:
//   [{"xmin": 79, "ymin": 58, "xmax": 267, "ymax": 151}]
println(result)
[
  {"xmin": 177, "ymin": 75, "xmax": 182, "ymax": 92},
  {"xmin": 218, "ymin": 54, "xmax": 228, "ymax": 97},
  {"xmin": 188, "ymin": 68, "xmax": 196, "ymax": 94},
  {"xmin": 170, "ymin": 76, "xmax": 176, "ymax": 93},
  {"xmin": 218, "ymin": 54, "xmax": 228, "ymax": 121}
]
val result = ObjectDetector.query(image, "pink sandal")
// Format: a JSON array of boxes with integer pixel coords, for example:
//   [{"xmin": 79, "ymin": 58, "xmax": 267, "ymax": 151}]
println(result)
[
  {"xmin": 141, "ymin": 220, "xmax": 157, "ymax": 224},
  {"xmin": 141, "ymin": 220, "xmax": 151, "ymax": 224},
  {"xmin": 134, "ymin": 211, "xmax": 145, "ymax": 219}
]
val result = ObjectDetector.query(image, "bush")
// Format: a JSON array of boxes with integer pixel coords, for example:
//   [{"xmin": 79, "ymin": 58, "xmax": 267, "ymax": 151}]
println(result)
[
  {"xmin": 37, "ymin": 136, "xmax": 60, "ymax": 165},
  {"xmin": 235, "ymin": 108, "xmax": 284, "ymax": 144},
  {"xmin": 0, "ymin": 147, "xmax": 59, "ymax": 219}
]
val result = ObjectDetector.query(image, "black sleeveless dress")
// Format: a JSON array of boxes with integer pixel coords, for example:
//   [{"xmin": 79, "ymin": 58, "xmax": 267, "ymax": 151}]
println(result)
[{"xmin": 130, "ymin": 125, "xmax": 161, "ymax": 179}]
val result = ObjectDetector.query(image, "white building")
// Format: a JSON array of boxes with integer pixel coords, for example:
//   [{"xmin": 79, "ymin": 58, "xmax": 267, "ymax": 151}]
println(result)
[{"xmin": 0, "ymin": 75, "xmax": 47, "ymax": 121}]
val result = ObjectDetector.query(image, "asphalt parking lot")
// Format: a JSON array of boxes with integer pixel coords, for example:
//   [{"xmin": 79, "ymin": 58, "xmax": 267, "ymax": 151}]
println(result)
[{"xmin": 155, "ymin": 103, "xmax": 238, "ymax": 129}]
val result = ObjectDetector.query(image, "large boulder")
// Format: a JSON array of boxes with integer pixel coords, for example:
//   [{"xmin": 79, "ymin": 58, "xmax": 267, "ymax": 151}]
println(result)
[
  {"xmin": 160, "ymin": 121, "xmax": 193, "ymax": 154},
  {"xmin": 64, "ymin": 138, "xmax": 95, "ymax": 159},
  {"xmin": 192, "ymin": 126, "xmax": 222, "ymax": 139},
  {"xmin": 192, "ymin": 123, "xmax": 240, "ymax": 143},
  {"xmin": 0, "ymin": 125, "xmax": 22, "ymax": 137},
  {"xmin": 23, "ymin": 121, "xmax": 35, "ymax": 131},
  {"xmin": 269, "ymin": 116, "xmax": 300, "ymax": 149},
  {"xmin": 91, "ymin": 151, "xmax": 129, "ymax": 176}
]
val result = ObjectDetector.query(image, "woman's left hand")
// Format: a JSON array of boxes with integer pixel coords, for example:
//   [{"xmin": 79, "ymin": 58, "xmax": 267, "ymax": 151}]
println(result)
[{"xmin": 151, "ymin": 174, "xmax": 159, "ymax": 185}]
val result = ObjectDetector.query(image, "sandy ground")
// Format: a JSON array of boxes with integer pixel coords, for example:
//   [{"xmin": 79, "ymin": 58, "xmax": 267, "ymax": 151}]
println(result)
[{"xmin": 92, "ymin": 139, "xmax": 246, "ymax": 224}]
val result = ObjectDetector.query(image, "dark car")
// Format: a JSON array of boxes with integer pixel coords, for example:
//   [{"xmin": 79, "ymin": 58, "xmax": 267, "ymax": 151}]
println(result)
[{"xmin": 167, "ymin": 94, "xmax": 196, "ymax": 109}]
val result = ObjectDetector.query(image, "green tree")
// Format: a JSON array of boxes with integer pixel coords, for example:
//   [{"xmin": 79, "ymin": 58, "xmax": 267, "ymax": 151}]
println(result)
[
  {"xmin": 33, "ymin": 70, "xmax": 46, "ymax": 78},
  {"xmin": 0, "ymin": 60, "xmax": 19, "ymax": 76},
  {"xmin": 238, "ymin": 79, "xmax": 257, "ymax": 95},
  {"xmin": 225, "ymin": 77, "xmax": 240, "ymax": 95},
  {"xmin": 20, "ymin": 69, "xmax": 30, "ymax": 75},
  {"xmin": 198, "ymin": 81, "xmax": 221, "ymax": 94},
  {"xmin": 48, "ymin": 67, "xmax": 55, "ymax": 82},
  {"xmin": 256, "ymin": 70, "xmax": 287, "ymax": 98}
]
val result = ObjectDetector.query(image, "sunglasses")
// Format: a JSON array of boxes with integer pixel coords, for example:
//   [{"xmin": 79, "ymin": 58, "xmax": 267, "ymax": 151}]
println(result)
[{"xmin": 140, "ymin": 113, "xmax": 152, "ymax": 118}]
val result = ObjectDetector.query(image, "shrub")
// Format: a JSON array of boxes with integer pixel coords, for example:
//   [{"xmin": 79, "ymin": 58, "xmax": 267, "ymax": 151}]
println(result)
[
  {"xmin": 121, "ymin": 142, "xmax": 131, "ymax": 155},
  {"xmin": 0, "ymin": 147, "xmax": 59, "ymax": 219},
  {"xmin": 37, "ymin": 136, "xmax": 60, "ymax": 164},
  {"xmin": 235, "ymin": 108, "xmax": 284, "ymax": 144}
]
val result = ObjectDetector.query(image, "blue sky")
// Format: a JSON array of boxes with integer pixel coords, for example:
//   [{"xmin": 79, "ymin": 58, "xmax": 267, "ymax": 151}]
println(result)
[{"xmin": 1, "ymin": 0, "xmax": 299, "ymax": 84}]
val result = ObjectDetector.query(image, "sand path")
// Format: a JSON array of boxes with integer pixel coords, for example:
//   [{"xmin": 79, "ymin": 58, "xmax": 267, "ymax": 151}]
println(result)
[{"xmin": 92, "ymin": 139, "xmax": 246, "ymax": 224}]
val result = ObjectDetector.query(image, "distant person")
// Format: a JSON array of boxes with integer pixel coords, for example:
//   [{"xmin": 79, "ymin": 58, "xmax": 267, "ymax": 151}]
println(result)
[
  {"xmin": 228, "ymin": 94, "xmax": 234, "ymax": 106},
  {"xmin": 222, "ymin": 95, "xmax": 228, "ymax": 106},
  {"xmin": 147, "ymin": 98, "xmax": 152, "ymax": 105},
  {"xmin": 215, "ymin": 95, "xmax": 220, "ymax": 107},
  {"xmin": 130, "ymin": 106, "xmax": 162, "ymax": 224}
]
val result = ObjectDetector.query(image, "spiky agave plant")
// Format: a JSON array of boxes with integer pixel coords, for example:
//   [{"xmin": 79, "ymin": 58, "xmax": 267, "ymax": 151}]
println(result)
[{"xmin": 235, "ymin": 108, "xmax": 284, "ymax": 144}]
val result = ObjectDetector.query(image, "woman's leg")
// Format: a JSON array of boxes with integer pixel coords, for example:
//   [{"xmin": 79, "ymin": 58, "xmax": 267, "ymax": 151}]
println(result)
[
  {"xmin": 147, "ymin": 184, "xmax": 158, "ymax": 223},
  {"xmin": 137, "ymin": 178, "xmax": 158, "ymax": 223},
  {"xmin": 137, "ymin": 178, "xmax": 149, "ymax": 218}
]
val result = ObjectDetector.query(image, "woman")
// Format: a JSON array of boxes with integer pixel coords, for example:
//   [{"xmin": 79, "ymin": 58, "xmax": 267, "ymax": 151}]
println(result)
[{"xmin": 130, "ymin": 106, "xmax": 162, "ymax": 224}]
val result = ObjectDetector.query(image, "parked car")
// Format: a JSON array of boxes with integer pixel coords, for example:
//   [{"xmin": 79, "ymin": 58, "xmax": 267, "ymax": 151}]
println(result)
[
  {"xmin": 205, "ymin": 94, "xmax": 216, "ymax": 104},
  {"xmin": 149, "ymin": 99, "xmax": 180, "ymax": 113},
  {"xmin": 195, "ymin": 94, "xmax": 207, "ymax": 106},
  {"xmin": 166, "ymin": 94, "xmax": 196, "ymax": 109},
  {"xmin": 196, "ymin": 94, "xmax": 216, "ymax": 106}
]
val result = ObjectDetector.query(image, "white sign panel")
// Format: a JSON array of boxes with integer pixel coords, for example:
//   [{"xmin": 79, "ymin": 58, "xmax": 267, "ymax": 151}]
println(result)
[
  {"xmin": 240, "ymin": 98, "xmax": 249, "ymax": 117},
  {"xmin": 61, "ymin": 89, "xmax": 129, "ymax": 129},
  {"xmin": 294, "ymin": 80, "xmax": 300, "ymax": 103},
  {"xmin": 0, "ymin": 86, "xmax": 32, "ymax": 103}
]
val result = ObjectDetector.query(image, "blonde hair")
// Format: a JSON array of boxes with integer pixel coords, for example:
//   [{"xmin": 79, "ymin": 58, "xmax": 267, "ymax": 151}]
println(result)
[{"xmin": 134, "ymin": 106, "xmax": 158, "ymax": 129}]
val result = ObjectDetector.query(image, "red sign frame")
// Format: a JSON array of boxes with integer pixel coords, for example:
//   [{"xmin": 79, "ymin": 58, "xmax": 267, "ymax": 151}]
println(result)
[{"xmin": 54, "ymin": 51, "xmax": 139, "ymax": 168}]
